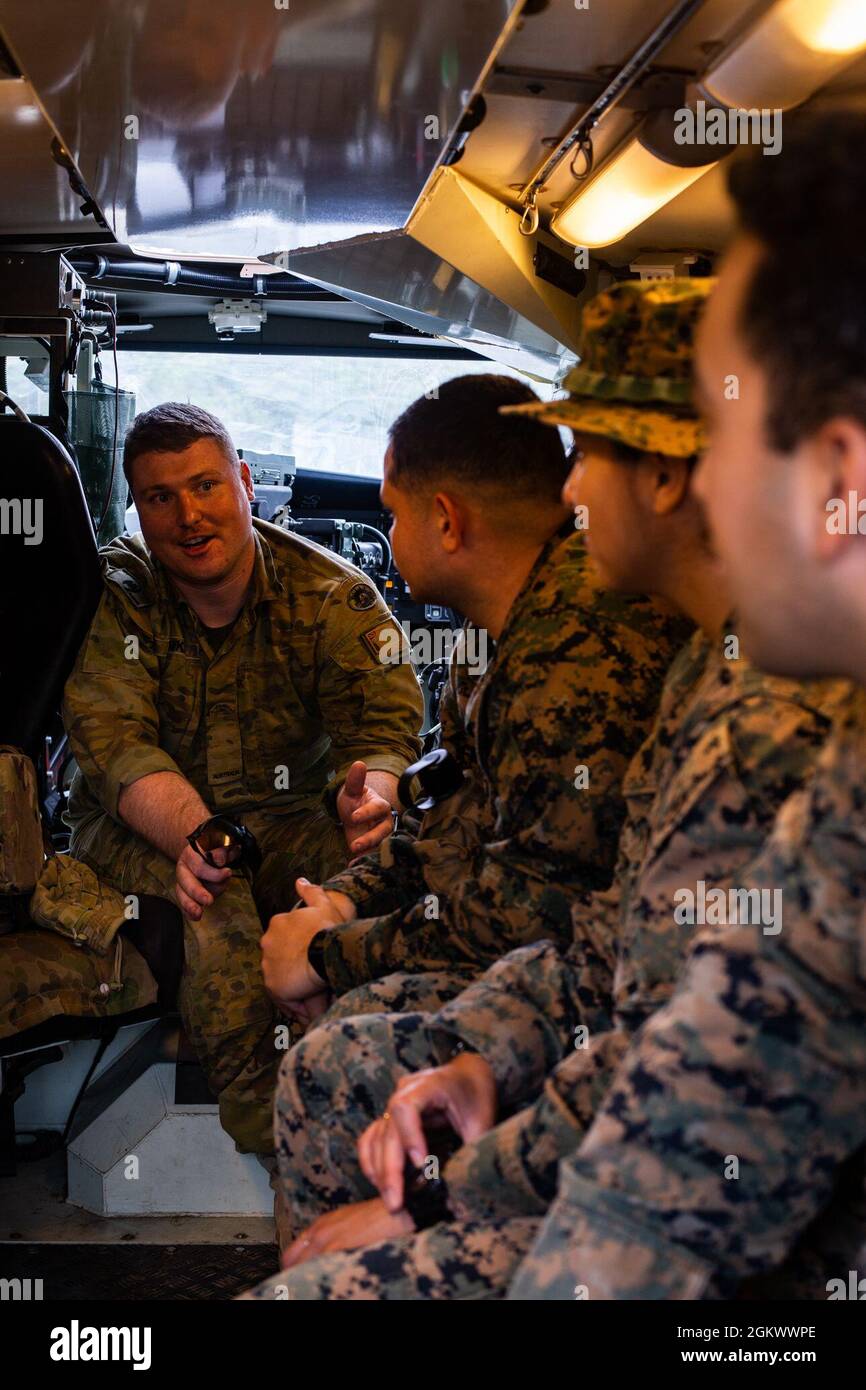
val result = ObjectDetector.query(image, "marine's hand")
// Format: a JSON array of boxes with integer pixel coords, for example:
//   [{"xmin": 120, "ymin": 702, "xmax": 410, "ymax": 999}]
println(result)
[
  {"xmin": 175, "ymin": 841, "xmax": 232, "ymax": 920},
  {"xmin": 281, "ymin": 1198, "xmax": 414, "ymax": 1269},
  {"xmin": 261, "ymin": 909, "xmax": 326, "ymax": 1007},
  {"xmin": 357, "ymin": 1053, "xmax": 497, "ymax": 1214},
  {"xmin": 336, "ymin": 760, "xmax": 394, "ymax": 855}
]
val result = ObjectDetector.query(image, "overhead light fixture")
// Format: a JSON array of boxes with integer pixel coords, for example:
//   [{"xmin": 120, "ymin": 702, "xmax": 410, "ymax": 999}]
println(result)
[
  {"xmin": 551, "ymin": 137, "xmax": 715, "ymax": 250},
  {"xmin": 550, "ymin": 0, "xmax": 866, "ymax": 251},
  {"xmin": 701, "ymin": 0, "xmax": 866, "ymax": 111}
]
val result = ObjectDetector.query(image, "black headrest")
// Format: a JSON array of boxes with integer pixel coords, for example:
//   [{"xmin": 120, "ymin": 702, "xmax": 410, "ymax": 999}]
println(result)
[{"xmin": 0, "ymin": 417, "xmax": 103, "ymax": 753}]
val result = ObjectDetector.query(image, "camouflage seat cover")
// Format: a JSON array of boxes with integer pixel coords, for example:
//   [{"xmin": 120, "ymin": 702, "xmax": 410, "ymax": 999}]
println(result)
[{"xmin": 0, "ymin": 925, "xmax": 158, "ymax": 1040}]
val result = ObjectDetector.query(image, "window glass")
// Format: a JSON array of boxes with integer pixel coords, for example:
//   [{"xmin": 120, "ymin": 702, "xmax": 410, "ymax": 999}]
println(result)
[{"xmin": 114, "ymin": 351, "xmax": 553, "ymax": 478}]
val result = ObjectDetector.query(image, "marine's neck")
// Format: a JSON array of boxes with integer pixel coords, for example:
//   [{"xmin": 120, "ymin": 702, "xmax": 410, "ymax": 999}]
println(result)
[
  {"xmin": 656, "ymin": 556, "xmax": 731, "ymax": 640},
  {"xmin": 461, "ymin": 540, "xmax": 548, "ymax": 641}
]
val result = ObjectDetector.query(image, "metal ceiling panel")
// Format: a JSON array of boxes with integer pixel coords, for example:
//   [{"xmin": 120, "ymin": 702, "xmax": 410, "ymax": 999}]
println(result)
[{"xmin": 0, "ymin": 0, "xmax": 518, "ymax": 257}]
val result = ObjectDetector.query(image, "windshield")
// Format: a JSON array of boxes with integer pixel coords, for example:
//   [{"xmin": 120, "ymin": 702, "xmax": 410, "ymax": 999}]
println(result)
[
  {"xmin": 110, "ymin": 352, "xmax": 551, "ymax": 478},
  {"xmin": 5, "ymin": 349, "xmax": 554, "ymax": 478}
]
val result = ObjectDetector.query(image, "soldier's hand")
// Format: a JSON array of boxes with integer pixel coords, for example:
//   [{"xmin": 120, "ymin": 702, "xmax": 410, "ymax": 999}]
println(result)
[
  {"xmin": 175, "ymin": 842, "xmax": 232, "ymax": 920},
  {"xmin": 281, "ymin": 1198, "xmax": 414, "ymax": 1270},
  {"xmin": 295, "ymin": 878, "xmax": 356, "ymax": 924},
  {"xmin": 336, "ymin": 760, "xmax": 394, "ymax": 855},
  {"xmin": 357, "ymin": 1054, "xmax": 497, "ymax": 1214},
  {"xmin": 261, "ymin": 907, "xmax": 330, "ymax": 1006}
]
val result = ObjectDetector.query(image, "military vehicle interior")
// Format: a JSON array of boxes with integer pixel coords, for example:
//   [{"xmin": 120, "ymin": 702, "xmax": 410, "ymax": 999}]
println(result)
[{"xmin": 1, "ymin": 0, "xmax": 865, "ymax": 1304}]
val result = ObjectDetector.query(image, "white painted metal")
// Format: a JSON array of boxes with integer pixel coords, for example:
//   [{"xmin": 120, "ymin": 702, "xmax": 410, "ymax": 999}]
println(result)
[{"xmin": 67, "ymin": 1064, "xmax": 272, "ymax": 1216}]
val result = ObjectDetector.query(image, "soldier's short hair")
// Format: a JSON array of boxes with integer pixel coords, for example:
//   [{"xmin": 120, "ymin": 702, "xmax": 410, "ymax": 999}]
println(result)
[
  {"xmin": 727, "ymin": 109, "xmax": 866, "ymax": 453},
  {"xmin": 123, "ymin": 402, "xmax": 238, "ymax": 489},
  {"xmin": 388, "ymin": 374, "xmax": 568, "ymax": 504}
]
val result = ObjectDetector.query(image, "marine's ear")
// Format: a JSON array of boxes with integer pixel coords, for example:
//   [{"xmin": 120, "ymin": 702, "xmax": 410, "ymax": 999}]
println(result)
[
  {"xmin": 638, "ymin": 453, "xmax": 692, "ymax": 517},
  {"xmin": 432, "ymin": 490, "xmax": 466, "ymax": 554},
  {"xmin": 811, "ymin": 417, "xmax": 866, "ymax": 564}
]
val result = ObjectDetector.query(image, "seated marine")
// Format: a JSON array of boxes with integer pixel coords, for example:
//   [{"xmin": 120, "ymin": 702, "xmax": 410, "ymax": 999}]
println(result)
[
  {"xmin": 510, "ymin": 107, "xmax": 866, "ymax": 1303},
  {"xmin": 240, "ymin": 274, "xmax": 855, "ymax": 1299},
  {"xmin": 258, "ymin": 373, "xmax": 691, "ymax": 1036}
]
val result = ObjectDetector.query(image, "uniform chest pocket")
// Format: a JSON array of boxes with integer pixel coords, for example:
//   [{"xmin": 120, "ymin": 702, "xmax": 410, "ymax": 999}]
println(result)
[
  {"xmin": 640, "ymin": 721, "xmax": 735, "ymax": 871},
  {"xmin": 237, "ymin": 661, "xmax": 323, "ymax": 787},
  {"xmin": 156, "ymin": 654, "xmax": 204, "ymax": 763}
]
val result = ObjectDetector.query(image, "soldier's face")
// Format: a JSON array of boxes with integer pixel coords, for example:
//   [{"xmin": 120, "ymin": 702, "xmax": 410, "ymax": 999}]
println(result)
[
  {"xmin": 694, "ymin": 235, "xmax": 858, "ymax": 677},
  {"xmin": 562, "ymin": 435, "xmax": 651, "ymax": 590},
  {"xmin": 131, "ymin": 438, "xmax": 255, "ymax": 588}
]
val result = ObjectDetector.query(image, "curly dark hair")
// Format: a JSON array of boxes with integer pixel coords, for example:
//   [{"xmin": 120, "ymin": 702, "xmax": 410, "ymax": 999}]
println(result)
[
  {"xmin": 726, "ymin": 108, "xmax": 866, "ymax": 452},
  {"xmin": 388, "ymin": 374, "xmax": 569, "ymax": 505}
]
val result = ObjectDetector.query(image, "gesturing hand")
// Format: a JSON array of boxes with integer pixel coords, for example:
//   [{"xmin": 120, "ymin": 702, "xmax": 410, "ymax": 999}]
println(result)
[{"xmin": 336, "ymin": 760, "xmax": 394, "ymax": 855}]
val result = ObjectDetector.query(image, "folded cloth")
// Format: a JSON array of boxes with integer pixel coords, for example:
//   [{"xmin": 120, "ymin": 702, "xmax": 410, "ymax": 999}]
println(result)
[{"xmin": 29, "ymin": 855, "xmax": 130, "ymax": 955}]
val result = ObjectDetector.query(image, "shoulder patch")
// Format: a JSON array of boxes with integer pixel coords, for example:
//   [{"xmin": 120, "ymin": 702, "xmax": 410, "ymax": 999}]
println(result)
[
  {"xmin": 360, "ymin": 619, "xmax": 407, "ymax": 663},
  {"xmin": 347, "ymin": 582, "xmax": 377, "ymax": 611}
]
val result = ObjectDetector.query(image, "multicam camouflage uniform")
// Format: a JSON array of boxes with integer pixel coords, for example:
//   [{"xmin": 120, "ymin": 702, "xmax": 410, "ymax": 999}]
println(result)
[
  {"xmin": 61, "ymin": 517, "xmax": 423, "ymax": 1152},
  {"xmin": 509, "ymin": 689, "xmax": 866, "ymax": 1300},
  {"xmin": 303, "ymin": 525, "xmax": 691, "ymax": 1025},
  {"xmin": 243, "ymin": 631, "xmax": 853, "ymax": 1297}
]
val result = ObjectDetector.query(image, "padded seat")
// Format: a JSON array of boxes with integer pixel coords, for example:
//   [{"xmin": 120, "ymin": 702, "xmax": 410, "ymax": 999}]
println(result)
[{"xmin": 0, "ymin": 924, "xmax": 158, "ymax": 1042}]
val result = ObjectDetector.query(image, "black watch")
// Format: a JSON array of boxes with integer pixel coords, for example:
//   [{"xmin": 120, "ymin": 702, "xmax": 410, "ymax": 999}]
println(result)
[{"xmin": 306, "ymin": 929, "xmax": 330, "ymax": 987}]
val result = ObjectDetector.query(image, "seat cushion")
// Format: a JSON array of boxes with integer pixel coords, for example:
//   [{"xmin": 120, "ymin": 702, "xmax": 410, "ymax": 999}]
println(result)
[{"xmin": 0, "ymin": 925, "xmax": 158, "ymax": 1039}]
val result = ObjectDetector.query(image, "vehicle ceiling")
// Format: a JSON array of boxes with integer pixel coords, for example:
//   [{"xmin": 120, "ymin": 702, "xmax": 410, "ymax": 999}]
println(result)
[{"xmin": 1, "ymin": 0, "xmax": 864, "ymax": 374}]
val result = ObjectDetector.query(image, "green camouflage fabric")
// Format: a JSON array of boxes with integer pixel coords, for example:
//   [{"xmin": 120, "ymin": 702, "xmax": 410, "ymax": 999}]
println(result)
[
  {"xmin": 63, "ymin": 515, "xmax": 423, "ymax": 836},
  {"xmin": 315, "ymin": 527, "xmax": 692, "ymax": 994},
  {"xmin": 239, "ymin": 1215, "xmax": 540, "ymax": 1301},
  {"xmin": 72, "ymin": 796, "xmax": 346, "ymax": 1154},
  {"xmin": 60, "ymin": 516, "xmax": 423, "ymax": 1153},
  {"xmin": 509, "ymin": 688, "xmax": 866, "ymax": 1300},
  {"xmin": 0, "ymin": 924, "xmax": 157, "ymax": 1038},
  {"xmin": 501, "ymin": 279, "xmax": 713, "ymax": 458},
  {"xmin": 29, "ymin": 855, "xmax": 129, "ymax": 955},
  {"xmin": 254, "ymin": 634, "xmax": 852, "ymax": 1298},
  {"xmin": 0, "ymin": 746, "xmax": 43, "ymax": 894}
]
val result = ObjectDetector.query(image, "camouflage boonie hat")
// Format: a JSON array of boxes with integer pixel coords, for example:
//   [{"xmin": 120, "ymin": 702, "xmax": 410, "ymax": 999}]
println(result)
[{"xmin": 502, "ymin": 277, "xmax": 715, "ymax": 458}]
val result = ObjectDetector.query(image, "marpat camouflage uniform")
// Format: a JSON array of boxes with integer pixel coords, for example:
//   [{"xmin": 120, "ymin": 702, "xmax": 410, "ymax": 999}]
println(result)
[
  {"xmin": 249, "ymin": 632, "xmax": 853, "ymax": 1296},
  {"xmin": 61, "ymin": 517, "xmax": 423, "ymax": 1152},
  {"xmin": 310, "ymin": 526, "xmax": 692, "ymax": 1013},
  {"xmin": 509, "ymin": 688, "xmax": 866, "ymax": 1300}
]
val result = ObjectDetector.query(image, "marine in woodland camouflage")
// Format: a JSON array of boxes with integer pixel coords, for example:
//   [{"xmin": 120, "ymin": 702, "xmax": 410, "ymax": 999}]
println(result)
[
  {"xmin": 313, "ymin": 525, "xmax": 692, "ymax": 997},
  {"xmin": 510, "ymin": 688, "xmax": 866, "ymax": 1300},
  {"xmin": 247, "ymin": 631, "xmax": 853, "ymax": 1297}
]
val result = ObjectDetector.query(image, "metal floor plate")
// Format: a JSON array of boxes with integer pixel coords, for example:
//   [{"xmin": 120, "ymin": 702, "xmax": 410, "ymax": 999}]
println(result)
[{"xmin": 1, "ymin": 1241, "xmax": 279, "ymax": 1300}]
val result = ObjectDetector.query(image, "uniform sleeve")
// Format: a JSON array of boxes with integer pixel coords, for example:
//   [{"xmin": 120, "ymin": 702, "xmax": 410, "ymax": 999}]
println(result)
[
  {"xmin": 314, "ymin": 604, "xmax": 663, "ymax": 988},
  {"xmin": 320, "ymin": 835, "xmax": 429, "ymax": 920},
  {"xmin": 508, "ymin": 755, "xmax": 866, "ymax": 1300},
  {"xmin": 438, "ymin": 690, "xmax": 847, "ymax": 1225},
  {"xmin": 315, "ymin": 582, "xmax": 423, "ymax": 792},
  {"xmin": 62, "ymin": 592, "xmax": 184, "ymax": 821}
]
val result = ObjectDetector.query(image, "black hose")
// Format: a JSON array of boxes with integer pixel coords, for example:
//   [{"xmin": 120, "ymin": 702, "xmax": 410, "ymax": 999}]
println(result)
[
  {"xmin": 357, "ymin": 522, "xmax": 393, "ymax": 574},
  {"xmin": 66, "ymin": 254, "xmax": 338, "ymax": 300}
]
